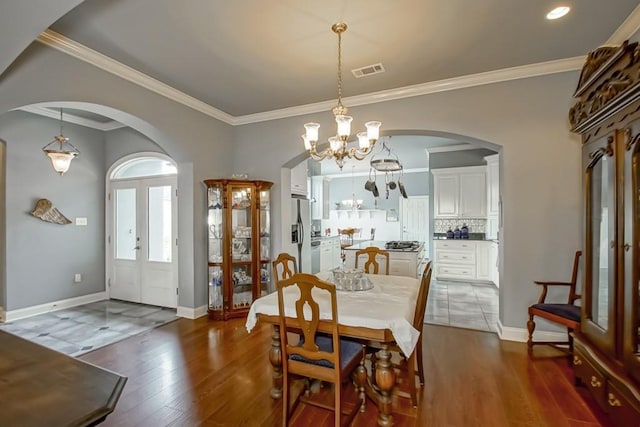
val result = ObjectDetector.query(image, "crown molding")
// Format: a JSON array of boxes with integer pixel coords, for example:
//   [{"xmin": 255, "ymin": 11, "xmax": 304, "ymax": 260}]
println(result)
[
  {"xmin": 426, "ymin": 144, "xmax": 475, "ymax": 153},
  {"xmin": 36, "ymin": 29, "xmax": 583, "ymax": 127},
  {"xmin": 17, "ymin": 105, "xmax": 125, "ymax": 131},
  {"xmin": 607, "ymin": 3, "xmax": 640, "ymax": 45},
  {"xmin": 36, "ymin": 29, "xmax": 236, "ymax": 125},
  {"xmin": 234, "ymin": 56, "xmax": 584, "ymax": 125}
]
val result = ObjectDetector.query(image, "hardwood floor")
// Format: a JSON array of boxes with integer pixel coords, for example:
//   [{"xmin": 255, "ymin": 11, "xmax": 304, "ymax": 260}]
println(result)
[{"xmin": 80, "ymin": 317, "xmax": 614, "ymax": 427}]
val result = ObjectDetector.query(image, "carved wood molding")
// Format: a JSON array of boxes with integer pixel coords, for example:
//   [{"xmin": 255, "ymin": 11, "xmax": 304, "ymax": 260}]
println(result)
[{"xmin": 570, "ymin": 41, "xmax": 640, "ymax": 133}]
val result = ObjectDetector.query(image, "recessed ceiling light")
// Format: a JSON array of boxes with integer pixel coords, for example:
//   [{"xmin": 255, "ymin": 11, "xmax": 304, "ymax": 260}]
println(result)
[{"xmin": 546, "ymin": 6, "xmax": 571, "ymax": 20}]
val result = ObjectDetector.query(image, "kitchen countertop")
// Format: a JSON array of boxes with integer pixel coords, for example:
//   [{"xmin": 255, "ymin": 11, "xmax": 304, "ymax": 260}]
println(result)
[
  {"xmin": 433, "ymin": 233, "xmax": 497, "ymax": 242},
  {"xmin": 344, "ymin": 240, "xmax": 424, "ymax": 252}
]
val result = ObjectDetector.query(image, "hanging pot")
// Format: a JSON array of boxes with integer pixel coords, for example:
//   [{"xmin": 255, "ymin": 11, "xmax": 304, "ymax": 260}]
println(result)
[
  {"xmin": 364, "ymin": 168, "xmax": 376, "ymax": 192},
  {"xmin": 398, "ymin": 169, "xmax": 408, "ymax": 198}
]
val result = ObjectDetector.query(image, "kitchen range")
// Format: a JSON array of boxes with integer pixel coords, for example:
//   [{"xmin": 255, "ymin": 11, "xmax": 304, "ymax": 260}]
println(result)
[{"xmin": 344, "ymin": 240, "xmax": 429, "ymax": 279}]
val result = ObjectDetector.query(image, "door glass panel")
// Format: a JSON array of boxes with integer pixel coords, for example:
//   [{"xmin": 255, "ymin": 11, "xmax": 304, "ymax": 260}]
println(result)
[
  {"xmin": 115, "ymin": 188, "xmax": 137, "ymax": 260},
  {"xmin": 148, "ymin": 185, "xmax": 172, "ymax": 262},
  {"xmin": 590, "ymin": 154, "xmax": 609, "ymax": 329}
]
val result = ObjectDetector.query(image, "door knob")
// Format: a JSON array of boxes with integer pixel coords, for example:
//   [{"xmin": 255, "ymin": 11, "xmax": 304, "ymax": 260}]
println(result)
[{"xmin": 134, "ymin": 245, "xmax": 141, "ymax": 250}]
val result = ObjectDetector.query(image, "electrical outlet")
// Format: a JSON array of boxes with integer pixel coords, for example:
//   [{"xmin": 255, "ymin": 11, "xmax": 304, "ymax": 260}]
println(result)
[{"xmin": 74, "ymin": 273, "xmax": 82, "ymax": 283}]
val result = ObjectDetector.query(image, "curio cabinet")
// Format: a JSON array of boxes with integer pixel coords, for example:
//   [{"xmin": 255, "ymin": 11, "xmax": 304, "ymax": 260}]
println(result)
[
  {"xmin": 205, "ymin": 179, "xmax": 273, "ymax": 320},
  {"xmin": 570, "ymin": 40, "xmax": 640, "ymax": 425}
]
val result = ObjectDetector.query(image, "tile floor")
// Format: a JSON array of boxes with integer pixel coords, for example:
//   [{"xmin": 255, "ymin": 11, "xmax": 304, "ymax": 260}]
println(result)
[
  {"xmin": 0, "ymin": 300, "xmax": 177, "ymax": 357},
  {"xmin": 425, "ymin": 279, "xmax": 499, "ymax": 333}
]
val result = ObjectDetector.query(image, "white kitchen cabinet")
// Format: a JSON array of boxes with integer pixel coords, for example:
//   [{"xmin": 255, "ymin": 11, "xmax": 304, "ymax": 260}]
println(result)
[
  {"xmin": 318, "ymin": 236, "xmax": 341, "ymax": 271},
  {"xmin": 475, "ymin": 241, "xmax": 492, "ymax": 282},
  {"xmin": 433, "ymin": 166, "xmax": 486, "ymax": 218},
  {"xmin": 485, "ymin": 155, "xmax": 499, "ymax": 239},
  {"xmin": 434, "ymin": 240, "xmax": 497, "ymax": 284},
  {"xmin": 291, "ymin": 161, "xmax": 308, "ymax": 197},
  {"xmin": 311, "ymin": 176, "xmax": 329, "ymax": 220},
  {"xmin": 433, "ymin": 174, "xmax": 459, "ymax": 217},
  {"xmin": 434, "ymin": 240, "xmax": 476, "ymax": 281},
  {"xmin": 490, "ymin": 241, "xmax": 499, "ymax": 288}
]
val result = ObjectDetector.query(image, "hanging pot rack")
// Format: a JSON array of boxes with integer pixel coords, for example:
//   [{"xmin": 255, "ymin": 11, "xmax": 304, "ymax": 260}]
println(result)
[{"xmin": 370, "ymin": 138, "xmax": 402, "ymax": 172}]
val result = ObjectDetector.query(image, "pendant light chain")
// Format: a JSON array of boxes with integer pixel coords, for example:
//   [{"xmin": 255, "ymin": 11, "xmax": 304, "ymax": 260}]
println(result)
[{"xmin": 336, "ymin": 28, "xmax": 343, "ymax": 110}]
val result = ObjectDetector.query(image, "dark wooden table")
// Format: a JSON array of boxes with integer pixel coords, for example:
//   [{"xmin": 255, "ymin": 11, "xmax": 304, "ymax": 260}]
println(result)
[{"xmin": 0, "ymin": 330, "xmax": 127, "ymax": 426}]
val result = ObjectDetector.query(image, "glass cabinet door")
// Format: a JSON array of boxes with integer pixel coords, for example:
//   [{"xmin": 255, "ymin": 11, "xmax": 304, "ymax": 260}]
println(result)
[
  {"xmin": 208, "ymin": 186, "xmax": 223, "ymax": 313},
  {"xmin": 624, "ymin": 124, "xmax": 640, "ymax": 382},
  {"xmin": 259, "ymin": 189, "xmax": 271, "ymax": 296},
  {"xmin": 230, "ymin": 185, "xmax": 253, "ymax": 308},
  {"xmin": 583, "ymin": 135, "xmax": 616, "ymax": 356}
]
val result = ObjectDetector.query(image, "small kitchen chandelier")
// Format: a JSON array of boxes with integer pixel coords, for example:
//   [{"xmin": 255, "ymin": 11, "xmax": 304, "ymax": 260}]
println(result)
[
  {"xmin": 302, "ymin": 23, "xmax": 381, "ymax": 170},
  {"xmin": 42, "ymin": 108, "xmax": 79, "ymax": 175}
]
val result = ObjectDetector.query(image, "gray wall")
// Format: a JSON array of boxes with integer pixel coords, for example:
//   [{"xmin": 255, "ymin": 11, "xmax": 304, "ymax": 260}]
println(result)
[
  {"xmin": 104, "ymin": 127, "xmax": 165, "ymax": 169},
  {"xmin": 0, "ymin": 139, "xmax": 5, "ymax": 313},
  {"xmin": 0, "ymin": 111, "xmax": 105, "ymax": 310},
  {"xmin": 0, "ymin": 43, "xmax": 235, "ymax": 311}
]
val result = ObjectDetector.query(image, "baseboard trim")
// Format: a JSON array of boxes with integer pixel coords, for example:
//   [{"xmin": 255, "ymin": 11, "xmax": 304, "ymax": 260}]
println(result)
[
  {"xmin": 497, "ymin": 320, "xmax": 567, "ymax": 342},
  {"xmin": 177, "ymin": 305, "xmax": 208, "ymax": 319},
  {"xmin": 4, "ymin": 292, "xmax": 108, "ymax": 322}
]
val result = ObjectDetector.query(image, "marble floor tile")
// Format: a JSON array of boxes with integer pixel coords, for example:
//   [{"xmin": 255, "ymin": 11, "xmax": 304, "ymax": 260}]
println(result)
[
  {"xmin": 424, "ymin": 278, "xmax": 499, "ymax": 333},
  {"xmin": 0, "ymin": 300, "xmax": 177, "ymax": 357}
]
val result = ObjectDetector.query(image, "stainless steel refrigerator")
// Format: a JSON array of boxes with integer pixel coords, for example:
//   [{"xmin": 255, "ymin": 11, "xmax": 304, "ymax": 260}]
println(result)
[{"xmin": 289, "ymin": 196, "xmax": 311, "ymax": 273}]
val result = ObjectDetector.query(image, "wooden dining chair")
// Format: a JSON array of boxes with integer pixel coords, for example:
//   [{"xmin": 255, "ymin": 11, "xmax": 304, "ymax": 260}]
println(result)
[
  {"xmin": 368, "ymin": 261, "xmax": 432, "ymax": 408},
  {"xmin": 338, "ymin": 228, "xmax": 355, "ymax": 261},
  {"xmin": 354, "ymin": 247, "xmax": 390, "ymax": 275},
  {"xmin": 527, "ymin": 250, "xmax": 582, "ymax": 356},
  {"xmin": 276, "ymin": 273, "xmax": 366, "ymax": 426},
  {"xmin": 272, "ymin": 253, "xmax": 298, "ymax": 283}
]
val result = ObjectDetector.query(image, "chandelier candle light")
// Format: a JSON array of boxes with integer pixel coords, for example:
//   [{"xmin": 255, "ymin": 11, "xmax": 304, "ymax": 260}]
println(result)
[
  {"xmin": 303, "ymin": 23, "xmax": 381, "ymax": 170},
  {"xmin": 42, "ymin": 108, "xmax": 79, "ymax": 175}
]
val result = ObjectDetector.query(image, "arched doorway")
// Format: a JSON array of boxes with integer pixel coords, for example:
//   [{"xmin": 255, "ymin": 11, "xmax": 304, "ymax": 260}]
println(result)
[{"xmin": 107, "ymin": 153, "xmax": 178, "ymax": 308}]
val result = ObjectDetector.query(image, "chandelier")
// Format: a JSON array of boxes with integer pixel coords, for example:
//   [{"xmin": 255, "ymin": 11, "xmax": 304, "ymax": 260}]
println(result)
[
  {"xmin": 302, "ymin": 23, "xmax": 381, "ymax": 170},
  {"xmin": 42, "ymin": 108, "xmax": 79, "ymax": 175}
]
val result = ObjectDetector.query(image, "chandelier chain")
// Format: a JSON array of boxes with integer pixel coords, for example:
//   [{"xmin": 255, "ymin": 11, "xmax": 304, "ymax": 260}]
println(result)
[{"xmin": 336, "ymin": 29, "xmax": 343, "ymax": 109}]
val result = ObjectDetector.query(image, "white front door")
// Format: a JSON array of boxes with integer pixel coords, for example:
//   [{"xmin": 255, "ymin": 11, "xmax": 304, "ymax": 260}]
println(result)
[
  {"xmin": 401, "ymin": 196, "xmax": 430, "ymax": 243},
  {"xmin": 110, "ymin": 177, "xmax": 177, "ymax": 308}
]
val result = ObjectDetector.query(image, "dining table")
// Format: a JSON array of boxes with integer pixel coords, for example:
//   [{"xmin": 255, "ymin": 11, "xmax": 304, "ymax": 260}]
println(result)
[
  {"xmin": 246, "ymin": 272, "xmax": 421, "ymax": 427},
  {"xmin": 0, "ymin": 330, "xmax": 127, "ymax": 426}
]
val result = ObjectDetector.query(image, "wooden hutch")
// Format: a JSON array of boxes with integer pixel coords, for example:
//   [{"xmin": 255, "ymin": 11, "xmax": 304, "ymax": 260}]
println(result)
[
  {"xmin": 204, "ymin": 179, "xmax": 273, "ymax": 320},
  {"xmin": 569, "ymin": 40, "xmax": 640, "ymax": 424}
]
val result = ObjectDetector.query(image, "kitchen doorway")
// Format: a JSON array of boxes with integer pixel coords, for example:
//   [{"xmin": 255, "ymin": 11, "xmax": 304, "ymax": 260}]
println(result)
[{"xmin": 107, "ymin": 154, "xmax": 178, "ymax": 308}]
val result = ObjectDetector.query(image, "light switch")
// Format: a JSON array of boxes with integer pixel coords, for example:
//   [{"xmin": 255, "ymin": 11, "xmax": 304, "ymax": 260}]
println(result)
[{"xmin": 75, "ymin": 217, "xmax": 88, "ymax": 226}]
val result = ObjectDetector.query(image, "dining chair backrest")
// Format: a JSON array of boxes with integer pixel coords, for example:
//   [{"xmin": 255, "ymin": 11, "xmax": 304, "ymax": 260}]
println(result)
[
  {"xmin": 338, "ymin": 228, "xmax": 355, "ymax": 248},
  {"xmin": 413, "ymin": 261, "xmax": 433, "ymax": 328},
  {"xmin": 272, "ymin": 253, "xmax": 298, "ymax": 283},
  {"xmin": 355, "ymin": 247, "xmax": 390, "ymax": 275},
  {"xmin": 276, "ymin": 273, "xmax": 340, "ymax": 382}
]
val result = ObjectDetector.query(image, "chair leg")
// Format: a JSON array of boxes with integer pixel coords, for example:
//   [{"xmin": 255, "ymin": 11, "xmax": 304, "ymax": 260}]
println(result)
[
  {"xmin": 335, "ymin": 379, "xmax": 341, "ymax": 427},
  {"xmin": 282, "ymin": 372, "xmax": 289, "ymax": 427},
  {"xmin": 354, "ymin": 357, "xmax": 367, "ymax": 413},
  {"xmin": 417, "ymin": 335, "xmax": 425, "ymax": 386},
  {"xmin": 526, "ymin": 313, "xmax": 535, "ymax": 356},
  {"xmin": 407, "ymin": 352, "xmax": 418, "ymax": 408}
]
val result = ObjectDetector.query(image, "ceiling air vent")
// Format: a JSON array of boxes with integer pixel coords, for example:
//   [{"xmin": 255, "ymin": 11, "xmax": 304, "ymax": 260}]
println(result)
[{"xmin": 351, "ymin": 63, "xmax": 385, "ymax": 78}]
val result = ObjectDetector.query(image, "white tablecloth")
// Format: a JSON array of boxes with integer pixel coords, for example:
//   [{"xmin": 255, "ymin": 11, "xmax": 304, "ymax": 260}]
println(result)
[{"xmin": 245, "ymin": 272, "xmax": 421, "ymax": 357}]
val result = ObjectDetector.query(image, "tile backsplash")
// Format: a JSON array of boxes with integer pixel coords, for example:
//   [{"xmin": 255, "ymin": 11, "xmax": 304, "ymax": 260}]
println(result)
[{"xmin": 434, "ymin": 218, "xmax": 486, "ymax": 233}]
